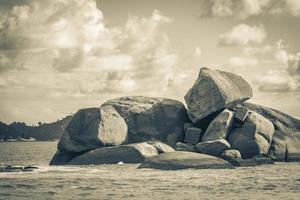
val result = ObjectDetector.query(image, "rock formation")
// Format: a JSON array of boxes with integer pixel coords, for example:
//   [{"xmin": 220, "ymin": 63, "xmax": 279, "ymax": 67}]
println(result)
[
  {"xmin": 49, "ymin": 67, "xmax": 300, "ymax": 170},
  {"xmin": 102, "ymin": 96, "xmax": 188, "ymax": 146}
]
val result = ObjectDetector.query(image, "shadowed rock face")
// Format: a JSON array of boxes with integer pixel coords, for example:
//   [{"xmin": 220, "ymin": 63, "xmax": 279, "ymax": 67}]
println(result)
[
  {"xmin": 228, "ymin": 112, "xmax": 275, "ymax": 159},
  {"xmin": 68, "ymin": 142, "xmax": 160, "ymax": 165},
  {"xmin": 139, "ymin": 151, "xmax": 233, "ymax": 170},
  {"xmin": 102, "ymin": 96, "xmax": 189, "ymax": 146},
  {"xmin": 268, "ymin": 121, "xmax": 300, "ymax": 162},
  {"xmin": 50, "ymin": 106, "xmax": 128, "ymax": 165},
  {"xmin": 185, "ymin": 68, "xmax": 253, "ymax": 123}
]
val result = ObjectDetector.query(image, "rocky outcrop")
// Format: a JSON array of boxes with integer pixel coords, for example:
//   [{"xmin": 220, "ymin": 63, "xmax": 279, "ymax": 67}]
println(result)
[
  {"xmin": 228, "ymin": 112, "xmax": 275, "ymax": 159},
  {"xmin": 102, "ymin": 96, "xmax": 188, "ymax": 146},
  {"xmin": 201, "ymin": 109, "xmax": 234, "ymax": 142},
  {"xmin": 68, "ymin": 142, "xmax": 159, "ymax": 165},
  {"xmin": 139, "ymin": 151, "xmax": 233, "ymax": 170},
  {"xmin": 195, "ymin": 139, "xmax": 231, "ymax": 157},
  {"xmin": 185, "ymin": 68, "xmax": 253, "ymax": 123},
  {"xmin": 268, "ymin": 121, "xmax": 300, "ymax": 161},
  {"xmin": 50, "ymin": 106, "xmax": 128, "ymax": 165},
  {"xmin": 48, "ymin": 67, "xmax": 300, "ymax": 167}
]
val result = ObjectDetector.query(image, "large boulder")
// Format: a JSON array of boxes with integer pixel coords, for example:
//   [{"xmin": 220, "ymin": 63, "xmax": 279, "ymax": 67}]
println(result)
[
  {"xmin": 195, "ymin": 139, "xmax": 231, "ymax": 157},
  {"xmin": 68, "ymin": 142, "xmax": 159, "ymax": 165},
  {"xmin": 138, "ymin": 151, "xmax": 233, "ymax": 170},
  {"xmin": 268, "ymin": 121, "xmax": 300, "ymax": 162},
  {"xmin": 242, "ymin": 103, "xmax": 300, "ymax": 131},
  {"xmin": 201, "ymin": 109, "xmax": 234, "ymax": 142},
  {"xmin": 185, "ymin": 68, "xmax": 253, "ymax": 123},
  {"xmin": 102, "ymin": 96, "xmax": 188, "ymax": 146},
  {"xmin": 50, "ymin": 106, "xmax": 128, "ymax": 165},
  {"xmin": 228, "ymin": 112, "xmax": 275, "ymax": 159}
]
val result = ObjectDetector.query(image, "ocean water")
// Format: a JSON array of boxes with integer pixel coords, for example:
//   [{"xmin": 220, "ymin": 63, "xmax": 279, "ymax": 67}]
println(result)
[{"xmin": 0, "ymin": 142, "xmax": 300, "ymax": 200}]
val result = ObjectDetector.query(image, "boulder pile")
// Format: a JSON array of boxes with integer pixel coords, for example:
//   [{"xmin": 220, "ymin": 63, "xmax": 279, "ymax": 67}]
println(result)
[{"xmin": 50, "ymin": 68, "xmax": 300, "ymax": 169}]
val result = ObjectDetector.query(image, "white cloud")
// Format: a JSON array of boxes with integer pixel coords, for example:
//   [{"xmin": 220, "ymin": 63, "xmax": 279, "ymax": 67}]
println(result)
[
  {"xmin": 249, "ymin": 39, "xmax": 300, "ymax": 92},
  {"xmin": 256, "ymin": 70, "xmax": 299, "ymax": 92},
  {"xmin": 200, "ymin": 0, "xmax": 300, "ymax": 19},
  {"xmin": 0, "ymin": 0, "xmax": 190, "ymax": 123},
  {"xmin": 218, "ymin": 24, "xmax": 266, "ymax": 46},
  {"xmin": 228, "ymin": 56, "xmax": 258, "ymax": 67},
  {"xmin": 195, "ymin": 47, "xmax": 202, "ymax": 56}
]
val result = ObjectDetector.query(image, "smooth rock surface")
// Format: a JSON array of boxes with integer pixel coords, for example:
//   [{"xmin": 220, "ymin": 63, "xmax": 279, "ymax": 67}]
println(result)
[
  {"xmin": 268, "ymin": 121, "xmax": 300, "ymax": 162},
  {"xmin": 201, "ymin": 109, "xmax": 234, "ymax": 142},
  {"xmin": 68, "ymin": 142, "xmax": 158, "ymax": 165},
  {"xmin": 195, "ymin": 139, "xmax": 231, "ymax": 157},
  {"xmin": 228, "ymin": 112, "xmax": 275, "ymax": 159},
  {"xmin": 50, "ymin": 106, "xmax": 128, "ymax": 165},
  {"xmin": 175, "ymin": 142, "xmax": 196, "ymax": 152},
  {"xmin": 184, "ymin": 127, "xmax": 202, "ymax": 145},
  {"xmin": 58, "ymin": 106, "xmax": 128, "ymax": 153},
  {"xmin": 185, "ymin": 68, "xmax": 253, "ymax": 123},
  {"xmin": 102, "ymin": 96, "xmax": 188, "ymax": 146},
  {"xmin": 139, "ymin": 151, "xmax": 233, "ymax": 170}
]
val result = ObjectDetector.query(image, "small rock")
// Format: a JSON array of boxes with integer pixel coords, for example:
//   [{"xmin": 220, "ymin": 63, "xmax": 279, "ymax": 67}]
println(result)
[
  {"xmin": 184, "ymin": 127, "xmax": 202, "ymax": 145},
  {"xmin": 175, "ymin": 142, "xmax": 196, "ymax": 152},
  {"xmin": 220, "ymin": 149, "xmax": 242, "ymax": 161},
  {"xmin": 201, "ymin": 109, "xmax": 234, "ymax": 142},
  {"xmin": 195, "ymin": 139, "xmax": 231, "ymax": 157},
  {"xmin": 234, "ymin": 106, "xmax": 249, "ymax": 127}
]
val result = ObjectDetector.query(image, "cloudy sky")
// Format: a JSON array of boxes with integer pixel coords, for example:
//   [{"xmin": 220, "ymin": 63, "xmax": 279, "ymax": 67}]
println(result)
[{"xmin": 0, "ymin": 0, "xmax": 299, "ymax": 124}]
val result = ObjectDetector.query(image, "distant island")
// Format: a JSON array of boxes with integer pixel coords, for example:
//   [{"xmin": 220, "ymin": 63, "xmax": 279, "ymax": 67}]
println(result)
[{"xmin": 0, "ymin": 116, "xmax": 72, "ymax": 141}]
